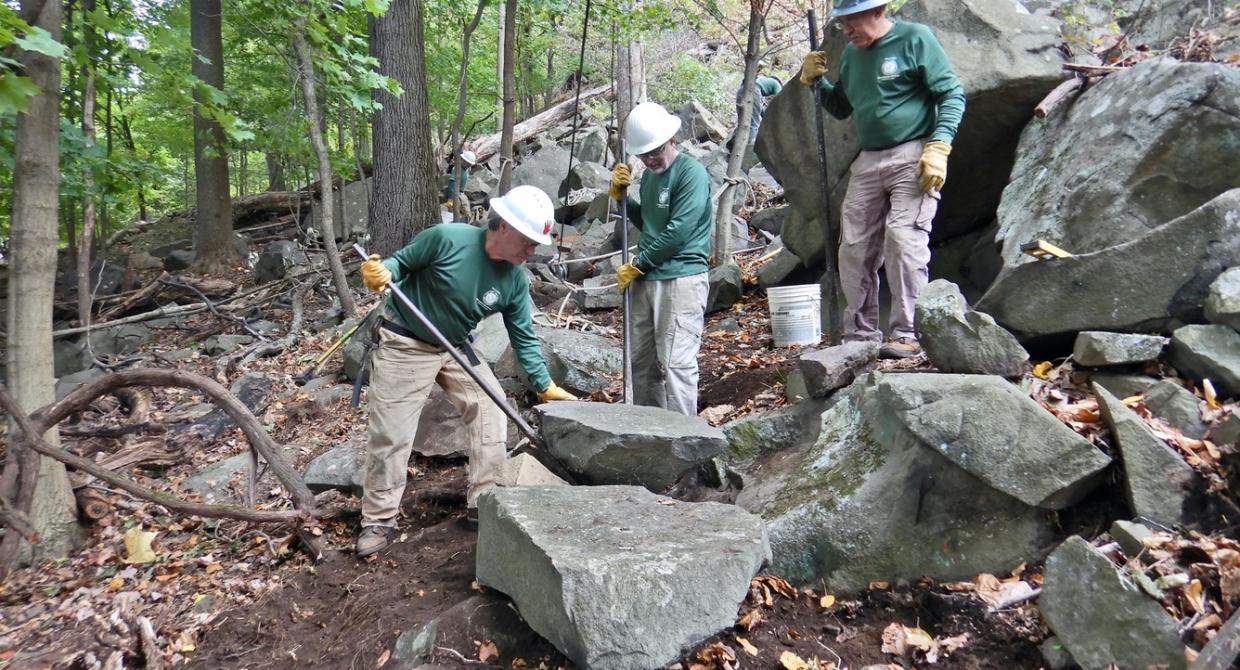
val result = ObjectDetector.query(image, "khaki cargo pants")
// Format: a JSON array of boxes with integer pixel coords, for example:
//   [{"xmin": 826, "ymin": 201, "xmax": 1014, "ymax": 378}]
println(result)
[
  {"xmin": 838, "ymin": 138, "xmax": 939, "ymax": 343},
  {"xmin": 361, "ymin": 327, "xmax": 506, "ymax": 527},
  {"xmin": 630, "ymin": 272, "xmax": 709, "ymax": 416}
]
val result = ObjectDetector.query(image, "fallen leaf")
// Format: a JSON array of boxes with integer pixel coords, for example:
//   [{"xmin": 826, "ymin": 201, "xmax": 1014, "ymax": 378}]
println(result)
[
  {"xmin": 106, "ymin": 577, "xmax": 123, "ymax": 591},
  {"xmin": 476, "ymin": 640, "xmax": 498, "ymax": 662},
  {"xmin": 375, "ymin": 648, "xmax": 390, "ymax": 668},
  {"xmin": 737, "ymin": 608, "xmax": 762, "ymax": 630},
  {"xmin": 819, "ymin": 594, "xmax": 836, "ymax": 609},
  {"xmin": 1032, "ymin": 361, "xmax": 1053, "ymax": 379},
  {"xmin": 1203, "ymin": 379, "xmax": 1219, "ymax": 409},
  {"xmin": 205, "ymin": 562, "xmax": 222, "ymax": 574},
  {"xmin": 736, "ymin": 637, "xmax": 759, "ymax": 657},
  {"xmin": 1185, "ymin": 579, "xmax": 1205, "ymax": 614},
  {"xmin": 780, "ymin": 651, "xmax": 809, "ymax": 670},
  {"xmin": 869, "ymin": 580, "xmax": 890, "ymax": 590},
  {"xmin": 124, "ymin": 527, "xmax": 158, "ymax": 564}
]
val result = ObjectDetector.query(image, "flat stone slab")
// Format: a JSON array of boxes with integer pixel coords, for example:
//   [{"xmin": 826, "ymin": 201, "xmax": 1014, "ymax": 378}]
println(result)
[
  {"xmin": 538, "ymin": 401, "xmax": 728, "ymax": 491},
  {"xmin": 476, "ymin": 485, "xmax": 769, "ymax": 670},
  {"xmin": 799, "ymin": 341, "xmax": 879, "ymax": 397},
  {"xmin": 1040, "ymin": 536, "xmax": 1185, "ymax": 670},
  {"xmin": 1144, "ymin": 380, "xmax": 1208, "ymax": 439},
  {"xmin": 1073, "ymin": 331, "xmax": 1167, "ymax": 367},
  {"xmin": 915, "ymin": 279, "xmax": 1028, "ymax": 376},
  {"xmin": 1170, "ymin": 324, "xmax": 1240, "ymax": 398},
  {"xmin": 1205, "ymin": 266, "xmax": 1240, "ymax": 332},
  {"xmin": 495, "ymin": 453, "xmax": 567, "ymax": 487}
]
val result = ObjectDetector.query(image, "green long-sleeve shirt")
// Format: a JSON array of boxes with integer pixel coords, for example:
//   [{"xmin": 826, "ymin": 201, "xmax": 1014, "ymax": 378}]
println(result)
[
  {"xmin": 814, "ymin": 21, "xmax": 965, "ymax": 150},
  {"xmin": 623, "ymin": 153, "xmax": 712, "ymax": 281},
  {"xmin": 382, "ymin": 224, "xmax": 551, "ymax": 391}
]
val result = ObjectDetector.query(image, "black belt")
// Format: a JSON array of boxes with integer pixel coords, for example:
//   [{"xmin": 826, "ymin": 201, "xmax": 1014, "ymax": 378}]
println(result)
[{"xmin": 381, "ymin": 318, "xmax": 480, "ymax": 367}]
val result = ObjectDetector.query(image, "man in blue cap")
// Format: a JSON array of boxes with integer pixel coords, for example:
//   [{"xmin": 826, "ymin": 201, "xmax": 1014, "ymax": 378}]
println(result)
[{"xmin": 799, "ymin": 0, "xmax": 965, "ymax": 359}]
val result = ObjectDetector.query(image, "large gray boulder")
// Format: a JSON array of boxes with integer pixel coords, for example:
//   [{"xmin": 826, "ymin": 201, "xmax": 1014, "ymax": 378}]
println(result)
[
  {"xmin": 1206, "ymin": 266, "xmax": 1240, "ymax": 332},
  {"xmin": 1144, "ymin": 380, "xmax": 1208, "ymax": 440},
  {"xmin": 914, "ymin": 279, "xmax": 1028, "ymax": 376},
  {"xmin": 388, "ymin": 593, "xmax": 550, "ymax": 670},
  {"xmin": 538, "ymin": 401, "xmax": 728, "ymax": 491},
  {"xmin": 706, "ymin": 262, "xmax": 743, "ymax": 314},
  {"xmin": 562, "ymin": 161, "xmax": 612, "ymax": 194},
  {"xmin": 1039, "ymin": 536, "xmax": 1185, "ymax": 670},
  {"xmin": 255, "ymin": 240, "xmax": 307, "ymax": 284},
  {"xmin": 476, "ymin": 486, "xmax": 770, "ymax": 670},
  {"xmin": 514, "ymin": 144, "xmax": 574, "ymax": 197},
  {"xmin": 722, "ymin": 398, "xmax": 827, "ymax": 463},
  {"xmin": 1072, "ymin": 331, "xmax": 1167, "ymax": 367},
  {"xmin": 574, "ymin": 276, "xmax": 622, "ymax": 310},
  {"xmin": 1169, "ymin": 324, "xmax": 1240, "ymax": 397},
  {"xmin": 675, "ymin": 101, "xmax": 729, "ymax": 144},
  {"xmin": 737, "ymin": 372, "xmax": 1110, "ymax": 591},
  {"xmin": 496, "ymin": 325, "xmax": 621, "ymax": 396},
  {"xmin": 754, "ymin": 0, "xmax": 1067, "ymax": 267},
  {"xmin": 798, "ymin": 341, "xmax": 879, "ymax": 397},
  {"xmin": 977, "ymin": 189, "xmax": 1240, "ymax": 342},
  {"xmin": 995, "ymin": 59, "xmax": 1240, "ymax": 271},
  {"xmin": 1094, "ymin": 385, "xmax": 1201, "ymax": 528}
]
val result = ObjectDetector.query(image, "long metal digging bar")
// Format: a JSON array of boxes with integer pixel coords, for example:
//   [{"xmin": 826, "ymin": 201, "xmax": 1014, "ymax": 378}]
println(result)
[
  {"xmin": 351, "ymin": 243, "xmax": 542, "ymax": 445},
  {"xmin": 619, "ymin": 139, "xmax": 634, "ymax": 405},
  {"xmin": 808, "ymin": 8, "xmax": 844, "ymax": 346}
]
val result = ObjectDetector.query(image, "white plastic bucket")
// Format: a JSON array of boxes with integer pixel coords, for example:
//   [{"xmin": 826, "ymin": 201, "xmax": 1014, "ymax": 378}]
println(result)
[{"xmin": 767, "ymin": 284, "xmax": 822, "ymax": 347}]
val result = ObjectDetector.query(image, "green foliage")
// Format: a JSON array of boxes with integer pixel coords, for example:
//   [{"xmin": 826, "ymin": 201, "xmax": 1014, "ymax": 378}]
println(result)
[
  {"xmin": 0, "ymin": 5, "xmax": 67, "ymax": 114},
  {"xmin": 649, "ymin": 54, "xmax": 729, "ymax": 114}
]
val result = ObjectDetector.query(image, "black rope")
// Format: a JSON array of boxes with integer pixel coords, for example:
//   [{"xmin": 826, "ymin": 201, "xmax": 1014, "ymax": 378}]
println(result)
[{"xmin": 554, "ymin": 0, "xmax": 594, "ymax": 267}]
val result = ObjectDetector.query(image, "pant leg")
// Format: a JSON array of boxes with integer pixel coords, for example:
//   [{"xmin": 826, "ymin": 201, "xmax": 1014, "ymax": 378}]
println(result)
[
  {"xmin": 748, "ymin": 90, "xmax": 764, "ymax": 142},
  {"xmin": 361, "ymin": 329, "xmax": 442, "ymax": 527},
  {"xmin": 661, "ymin": 273, "xmax": 709, "ymax": 416},
  {"xmin": 630, "ymin": 279, "xmax": 666, "ymax": 409},
  {"xmin": 837, "ymin": 150, "xmax": 890, "ymax": 343},
  {"xmin": 882, "ymin": 140, "xmax": 938, "ymax": 341},
  {"xmin": 436, "ymin": 353, "xmax": 508, "ymax": 508}
]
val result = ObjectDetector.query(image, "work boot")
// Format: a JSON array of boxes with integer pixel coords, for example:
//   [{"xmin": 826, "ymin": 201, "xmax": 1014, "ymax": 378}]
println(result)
[
  {"xmin": 879, "ymin": 337, "xmax": 922, "ymax": 360},
  {"xmin": 465, "ymin": 508, "xmax": 479, "ymax": 531},
  {"xmin": 355, "ymin": 525, "xmax": 397, "ymax": 558}
]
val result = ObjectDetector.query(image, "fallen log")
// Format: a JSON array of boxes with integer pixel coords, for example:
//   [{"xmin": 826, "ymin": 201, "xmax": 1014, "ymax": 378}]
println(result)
[
  {"xmin": 98, "ymin": 272, "xmax": 169, "ymax": 321},
  {"xmin": 75, "ymin": 488, "xmax": 112, "ymax": 522},
  {"xmin": 471, "ymin": 83, "xmax": 611, "ymax": 164}
]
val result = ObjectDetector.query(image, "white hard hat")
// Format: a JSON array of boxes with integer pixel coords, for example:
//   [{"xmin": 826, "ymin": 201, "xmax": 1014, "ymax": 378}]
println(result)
[
  {"xmin": 830, "ymin": 0, "xmax": 891, "ymax": 17},
  {"xmin": 460, "ymin": 150, "xmax": 478, "ymax": 165},
  {"xmin": 489, "ymin": 185, "xmax": 555, "ymax": 246},
  {"xmin": 624, "ymin": 102, "xmax": 682, "ymax": 155}
]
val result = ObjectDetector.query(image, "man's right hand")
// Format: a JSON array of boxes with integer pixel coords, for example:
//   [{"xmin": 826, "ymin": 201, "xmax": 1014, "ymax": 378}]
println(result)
[
  {"xmin": 799, "ymin": 51, "xmax": 828, "ymax": 86},
  {"xmin": 360, "ymin": 254, "xmax": 392, "ymax": 292},
  {"xmin": 609, "ymin": 164, "xmax": 632, "ymax": 200}
]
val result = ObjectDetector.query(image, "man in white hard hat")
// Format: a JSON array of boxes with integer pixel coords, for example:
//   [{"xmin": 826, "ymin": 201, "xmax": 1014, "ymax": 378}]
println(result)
[
  {"xmin": 354, "ymin": 185, "xmax": 577, "ymax": 558},
  {"xmin": 800, "ymin": 0, "xmax": 965, "ymax": 358},
  {"xmin": 443, "ymin": 149, "xmax": 480, "ymax": 219},
  {"xmin": 608, "ymin": 101, "xmax": 713, "ymax": 416}
]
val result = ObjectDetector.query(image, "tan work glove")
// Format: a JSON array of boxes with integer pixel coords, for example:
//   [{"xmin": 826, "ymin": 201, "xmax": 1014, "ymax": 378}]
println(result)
[
  {"xmin": 616, "ymin": 262, "xmax": 644, "ymax": 293},
  {"xmin": 609, "ymin": 164, "xmax": 632, "ymax": 200},
  {"xmin": 537, "ymin": 382, "xmax": 578, "ymax": 401},
  {"xmin": 916, "ymin": 140, "xmax": 951, "ymax": 193},
  {"xmin": 799, "ymin": 51, "xmax": 828, "ymax": 86},
  {"xmin": 360, "ymin": 254, "xmax": 392, "ymax": 292}
]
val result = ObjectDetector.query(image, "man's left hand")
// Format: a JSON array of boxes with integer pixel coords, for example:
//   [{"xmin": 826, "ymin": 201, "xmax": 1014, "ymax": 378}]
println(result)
[
  {"xmin": 916, "ymin": 141, "xmax": 951, "ymax": 193},
  {"xmin": 616, "ymin": 262, "xmax": 643, "ymax": 293},
  {"xmin": 537, "ymin": 382, "xmax": 577, "ymax": 401}
]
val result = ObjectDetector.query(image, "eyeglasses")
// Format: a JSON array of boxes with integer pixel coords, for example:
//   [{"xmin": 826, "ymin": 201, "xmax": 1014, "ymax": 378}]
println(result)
[
  {"xmin": 637, "ymin": 141, "xmax": 668, "ymax": 160},
  {"xmin": 830, "ymin": 14, "xmax": 866, "ymax": 30}
]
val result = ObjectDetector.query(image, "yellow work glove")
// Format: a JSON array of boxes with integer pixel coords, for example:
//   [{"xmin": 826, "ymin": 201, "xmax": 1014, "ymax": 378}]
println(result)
[
  {"xmin": 360, "ymin": 254, "xmax": 392, "ymax": 292},
  {"xmin": 616, "ymin": 262, "xmax": 644, "ymax": 293},
  {"xmin": 609, "ymin": 164, "xmax": 632, "ymax": 200},
  {"xmin": 916, "ymin": 140, "xmax": 952, "ymax": 193},
  {"xmin": 537, "ymin": 382, "xmax": 578, "ymax": 401},
  {"xmin": 444, "ymin": 198, "xmax": 455, "ymax": 209},
  {"xmin": 799, "ymin": 51, "xmax": 828, "ymax": 86}
]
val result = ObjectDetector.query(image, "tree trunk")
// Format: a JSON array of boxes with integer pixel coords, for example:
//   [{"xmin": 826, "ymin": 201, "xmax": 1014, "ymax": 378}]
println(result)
[
  {"xmin": 448, "ymin": 0, "xmax": 487, "ymax": 222},
  {"xmin": 498, "ymin": 0, "xmax": 517, "ymax": 193},
  {"xmin": 496, "ymin": 0, "xmax": 506, "ymax": 128},
  {"xmin": 2, "ymin": 0, "xmax": 83, "ymax": 571},
  {"xmin": 77, "ymin": 0, "xmax": 97, "ymax": 329},
  {"xmin": 117, "ymin": 105, "xmax": 147, "ymax": 221},
  {"xmin": 265, "ymin": 153, "xmax": 286, "ymax": 191},
  {"xmin": 616, "ymin": 38, "xmax": 646, "ymax": 142},
  {"xmin": 189, "ymin": 0, "xmax": 240, "ymax": 275},
  {"xmin": 292, "ymin": 22, "xmax": 357, "ymax": 316},
  {"xmin": 712, "ymin": 1, "xmax": 763, "ymax": 264},
  {"xmin": 368, "ymin": 0, "xmax": 439, "ymax": 256}
]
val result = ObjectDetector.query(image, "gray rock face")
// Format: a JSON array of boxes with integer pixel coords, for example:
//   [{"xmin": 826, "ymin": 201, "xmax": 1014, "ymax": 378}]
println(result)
[
  {"xmin": 572, "ymin": 126, "xmax": 610, "ymax": 166},
  {"xmin": 55, "ymin": 368, "xmax": 106, "ymax": 401},
  {"xmin": 538, "ymin": 401, "xmax": 728, "ymax": 491},
  {"xmin": 575, "ymin": 276, "xmax": 621, "ymax": 310},
  {"xmin": 1095, "ymin": 385, "xmax": 1200, "ymax": 528},
  {"xmin": 476, "ymin": 486, "xmax": 770, "ymax": 670},
  {"xmin": 749, "ymin": 207, "xmax": 788, "ymax": 235},
  {"xmin": 754, "ymin": 0, "xmax": 1067, "ymax": 266},
  {"xmin": 563, "ymin": 162, "xmax": 612, "ymax": 194},
  {"xmin": 303, "ymin": 439, "xmax": 365, "ymax": 495},
  {"xmin": 1170, "ymin": 324, "xmax": 1240, "ymax": 397},
  {"xmin": 978, "ymin": 189, "xmax": 1240, "ymax": 341},
  {"xmin": 675, "ymin": 101, "xmax": 729, "ymax": 144},
  {"xmin": 1206, "ymin": 267, "xmax": 1240, "ymax": 332},
  {"xmin": 722, "ymin": 399, "xmax": 827, "ymax": 463},
  {"xmin": 389, "ymin": 593, "xmax": 548, "ymax": 670},
  {"xmin": 306, "ymin": 177, "xmax": 370, "ymax": 240},
  {"xmin": 1072, "ymin": 332, "xmax": 1167, "ymax": 367},
  {"xmin": 737, "ymin": 373, "xmax": 1109, "ymax": 591},
  {"xmin": 183, "ymin": 453, "xmax": 252, "ymax": 503},
  {"xmin": 1144, "ymin": 380, "xmax": 1207, "ymax": 440},
  {"xmin": 497, "ymin": 326, "xmax": 621, "ymax": 396},
  {"xmin": 1088, "ymin": 372, "xmax": 1157, "ymax": 400},
  {"xmin": 707, "ymin": 262, "xmax": 743, "ymax": 314},
  {"xmin": 202, "ymin": 334, "xmax": 254, "ymax": 356},
  {"xmin": 514, "ymin": 144, "xmax": 573, "ymax": 197},
  {"xmin": 1213, "ymin": 413, "xmax": 1240, "ymax": 447},
  {"xmin": 998, "ymin": 59, "xmax": 1240, "ymax": 266},
  {"xmin": 798, "ymin": 341, "xmax": 879, "ymax": 398},
  {"xmin": 1110, "ymin": 520, "xmax": 1156, "ymax": 559},
  {"xmin": 915, "ymin": 279, "xmax": 1028, "ymax": 376},
  {"xmin": 757, "ymin": 240, "xmax": 807, "ymax": 289},
  {"xmin": 1040, "ymin": 536, "xmax": 1185, "ymax": 670},
  {"xmin": 255, "ymin": 240, "xmax": 306, "ymax": 284}
]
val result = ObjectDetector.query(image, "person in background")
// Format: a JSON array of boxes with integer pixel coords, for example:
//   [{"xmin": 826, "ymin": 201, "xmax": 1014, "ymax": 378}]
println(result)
[
  {"xmin": 731, "ymin": 72, "xmax": 783, "ymax": 149},
  {"xmin": 607, "ymin": 102, "xmax": 713, "ymax": 417},
  {"xmin": 354, "ymin": 185, "xmax": 577, "ymax": 558},
  {"xmin": 799, "ymin": 0, "xmax": 965, "ymax": 358}
]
